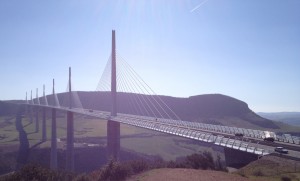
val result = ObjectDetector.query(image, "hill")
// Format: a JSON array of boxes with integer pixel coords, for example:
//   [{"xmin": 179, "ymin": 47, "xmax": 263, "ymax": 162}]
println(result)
[
  {"xmin": 53, "ymin": 92, "xmax": 284, "ymax": 130},
  {"xmin": 0, "ymin": 101, "xmax": 18, "ymax": 116},
  {"xmin": 257, "ymin": 112, "xmax": 300, "ymax": 127},
  {"xmin": 128, "ymin": 155, "xmax": 300, "ymax": 181},
  {"xmin": 3, "ymin": 92, "xmax": 299, "ymax": 132}
]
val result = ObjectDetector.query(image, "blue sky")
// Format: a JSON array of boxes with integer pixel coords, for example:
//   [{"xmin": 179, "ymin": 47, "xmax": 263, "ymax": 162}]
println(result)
[{"xmin": 0, "ymin": 0, "xmax": 299, "ymax": 112}]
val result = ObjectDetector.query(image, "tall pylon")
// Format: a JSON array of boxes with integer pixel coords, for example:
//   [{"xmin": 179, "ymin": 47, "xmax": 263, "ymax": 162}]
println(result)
[
  {"xmin": 26, "ymin": 92, "xmax": 28, "ymax": 104},
  {"xmin": 111, "ymin": 30, "xmax": 117, "ymax": 117},
  {"xmin": 107, "ymin": 30, "xmax": 120, "ymax": 160},
  {"xmin": 36, "ymin": 88, "xmax": 40, "ymax": 105},
  {"xmin": 25, "ymin": 92, "xmax": 28, "ymax": 115},
  {"xmin": 31, "ymin": 90, "xmax": 33, "ymax": 105}
]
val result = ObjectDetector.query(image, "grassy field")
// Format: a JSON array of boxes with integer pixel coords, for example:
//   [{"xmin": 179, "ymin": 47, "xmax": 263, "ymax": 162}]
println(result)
[
  {"xmin": 0, "ymin": 112, "xmax": 224, "ymax": 163},
  {"xmin": 1, "ymin": 113, "xmax": 300, "ymax": 180},
  {"xmin": 1, "ymin": 110, "xmax": 299, "ymax": 164},
  {"xmin": 0, "ymin": 116, "xmax": 20, "ymax": 145},
  {"xmin": 1, "ymin": 110, "xmax": 299, "ymax": 162}
]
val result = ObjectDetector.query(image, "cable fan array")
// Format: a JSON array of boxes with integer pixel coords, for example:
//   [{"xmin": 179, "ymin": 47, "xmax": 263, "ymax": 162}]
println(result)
[{"xmin": 96, "ymin": 52, "xmax": 182, "ymax": 122}]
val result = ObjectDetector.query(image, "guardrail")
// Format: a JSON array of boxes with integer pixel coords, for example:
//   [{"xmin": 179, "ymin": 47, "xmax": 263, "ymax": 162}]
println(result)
[
  {"xmin": 115, "ymin": 114, "xmax": 300, "ymax": 145},
  {"xmin": 23, "ymin": 103, "xmax": 300, "ymax": 147},
  {"xmin": 112, "ymin": 116, "xmax": 271, "ymax": 156}
]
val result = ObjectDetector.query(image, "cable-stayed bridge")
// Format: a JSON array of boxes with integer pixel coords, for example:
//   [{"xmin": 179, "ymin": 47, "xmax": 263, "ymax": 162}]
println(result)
[{"xmin": 15, "ymin": 30, "xmax": 300, "ymax": 171}]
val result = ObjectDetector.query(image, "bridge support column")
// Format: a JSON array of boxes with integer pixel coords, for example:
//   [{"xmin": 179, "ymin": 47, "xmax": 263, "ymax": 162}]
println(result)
[
  {"xmin": 35, "ymin": 107, "xmax": 39, "ymax": 133},
  {"xmin": 50, "ymin": 79, "xmax": 57, "ymax": 170},
  {"xmin": 42, "ymin": 107, "xmax": 46, "ymax": 141},
  {"xmin": 66, "ymin": 111, "xmax": 74, "ymax": 171},
  {"xmin": 42, "ymin": 85, "xmax": 47, "ymax": 141},
  {"xmin": 29, "ymin": 106, "xmax": 33, "ymax": 123},
  {"xmin": 66, "ymin": 67, "xmax": 74, "ymax": 171},
  {"xmin": 30, "ymin": 90, "xmax": 33, "ymax": 123},
  {"xmin": 224, "ymin": 147, "xmax": 258, "ymax": 168},
  {"xmin": 50, "ymin": 108, "xmax": 57, "ymax": 170},
  {"xmin": 107, "ymin": 120, "xmax": 120, "ymax": 160}
]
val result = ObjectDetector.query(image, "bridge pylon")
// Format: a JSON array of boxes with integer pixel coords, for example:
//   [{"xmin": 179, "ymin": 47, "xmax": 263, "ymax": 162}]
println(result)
[
  {"xmin": 107, "ymin": 30, "xmax": 120, "ymax": 160},
  {"xmin": 26, "ymin": 92, "xmax": 28, "ymax": 104}
]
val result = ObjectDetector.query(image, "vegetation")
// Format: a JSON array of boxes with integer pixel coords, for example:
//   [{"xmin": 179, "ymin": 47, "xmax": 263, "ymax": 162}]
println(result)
[
  {"xmin": 1, "ymin": 151, "xmax": 226, "ymax": 181},
  {"xmin": 1, "ymin": 97, "xmax": 300, "ymax": 180},
  {"xmin": 235, "ymin": 155, "xmax": 300, "ymax": 181},
  {"xmin": 0, "ymin": 164, "xmax": 78, "ymax": 181},
  {"xmin": 1, "ymin": 108, "xmax": 225, "ymax": 169}
]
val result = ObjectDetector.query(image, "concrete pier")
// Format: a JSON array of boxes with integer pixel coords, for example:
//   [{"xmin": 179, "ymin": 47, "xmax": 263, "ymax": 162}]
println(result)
[
  {"xmin": 42, "ymin": 107, "xmax": 46, "ymax": 141},
  {"xmin": 35, "ymin": 107, "xmax": 39, "ymax": 133},
  {"xmin": 35, "ymin": 89, "xmax": 39, "ymax": 133},
  {"xmin": 224, "ymin": 147, "xmax": 258, "ymax": 168},
  {"xmin": 107, "ymin": 120, "xmax": 120, "ymax": 159},
  {"xmin": 66, "ymin": 111, "xmax": 74, "ymax": 171},
  {"xmin": 42, "ymin": 85, "xmax": 47, "ymax": 141},
  {"xmin": 50, "ymin": 108, "xmax": 57, "ymax": 169},
  {"xmin": 66, "ymin": 67, "xmax": 74, "ymax": 171},
  {"xmin": 50, "ymin": 79, "xmax": 57, "ymax": 170},
  {"xmin": 30, "ymin": 90, "xmax": 33, "ymax": 123}
]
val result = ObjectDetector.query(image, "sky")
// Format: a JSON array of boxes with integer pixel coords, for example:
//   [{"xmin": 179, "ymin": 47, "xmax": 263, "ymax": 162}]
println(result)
[{"xmin": 0, "ymin": 0, "xmax": 299, "ymax": 112}]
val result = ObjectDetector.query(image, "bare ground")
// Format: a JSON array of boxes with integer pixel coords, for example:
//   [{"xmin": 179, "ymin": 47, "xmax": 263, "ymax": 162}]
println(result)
[{"xmin": 126, "ymin": 168, "xmax": 268, "ymax": 181}]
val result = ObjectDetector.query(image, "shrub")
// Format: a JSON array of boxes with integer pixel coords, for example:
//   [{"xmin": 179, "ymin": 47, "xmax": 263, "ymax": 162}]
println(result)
[
  {"xmin": 126, "ymin": 160, "xmax": 148, "ymax": 174},
  {"xmin": 237, "ymin": 171, "xmax": 246, "ymax": 177},
  {"xmin": 252, "ymin": 170, "xmax": 264, "ymax": 177},
  {"xmin": 281, "ymin": 176, "xmax": 291, "ymax": 181},
  {"xmin": 150, "ymin": 157, "xmax": 166, "ymax": 169},
  {"xmin": 98, "ymin": 160, "xmax": 131, "ymax": 181},
  {"xmin": 1, "ymin": 151, "xmax": 227, "ymax": 181},
  {"xmin": 0, "ymin": 164, "xmax": 77, "ymax": 181},
  {"xmin": 184, "ymin": 152, "xmax": 215, "ymax": 170},
  {"xmin": 214, "ymin": 154, "xmax": 227, "ymax": 171}
]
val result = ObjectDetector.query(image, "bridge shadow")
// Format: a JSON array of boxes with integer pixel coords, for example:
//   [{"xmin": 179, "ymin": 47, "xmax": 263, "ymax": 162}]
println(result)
[
  {"xmin": 30, "ymin": 140, "xmax": 46, "ymax": 150},
  {"xmin": 23, "ymin": 121, "xmax": 33, "ymax": 128},
  {"xmin": 27, "ymin": 131, "xmax": 38, "ymax": 135}
]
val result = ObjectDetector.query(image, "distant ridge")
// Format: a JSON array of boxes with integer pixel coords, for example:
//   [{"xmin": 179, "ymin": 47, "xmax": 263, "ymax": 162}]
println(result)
[
  {"xmin": 1, "ymin": 92, "xmax": 281, "ymax": 130},
  {"xmin": 257, "ymin": 112, "xmax": 300, "ymax": 127},
  {"xmin": 56, "ymin": 92, "xmax": 280, "ymax": 129}
]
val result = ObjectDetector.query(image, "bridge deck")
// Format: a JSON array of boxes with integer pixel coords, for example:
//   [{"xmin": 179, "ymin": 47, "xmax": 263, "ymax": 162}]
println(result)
[{"xmin": 23, "ymin": 103, "xmax": 300, "ymax": 159}]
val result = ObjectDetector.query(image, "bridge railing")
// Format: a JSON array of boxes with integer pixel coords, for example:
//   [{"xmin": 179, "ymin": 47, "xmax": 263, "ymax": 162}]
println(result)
[
  {"xmin": 23, "ymin": 102, "xmax": 300, "ymax": 145},
  {"xmin": 111, "ymin": 114, "xmax": 272, "ymax": 156},
  {"xmin": 182, "ymin": 120, "xmax": 300, "ymax": 145}
]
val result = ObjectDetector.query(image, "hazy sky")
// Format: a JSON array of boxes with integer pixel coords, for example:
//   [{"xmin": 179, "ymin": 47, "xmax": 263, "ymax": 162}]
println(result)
[{"xmin": 0, "ymin": 0, "xmax": 299, "ymax": 112}]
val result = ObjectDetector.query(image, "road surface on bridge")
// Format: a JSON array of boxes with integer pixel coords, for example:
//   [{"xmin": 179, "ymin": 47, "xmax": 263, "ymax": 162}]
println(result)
[{"xmin": 26, "ymin": 103, "xmax": 300, "ymax": 160}]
